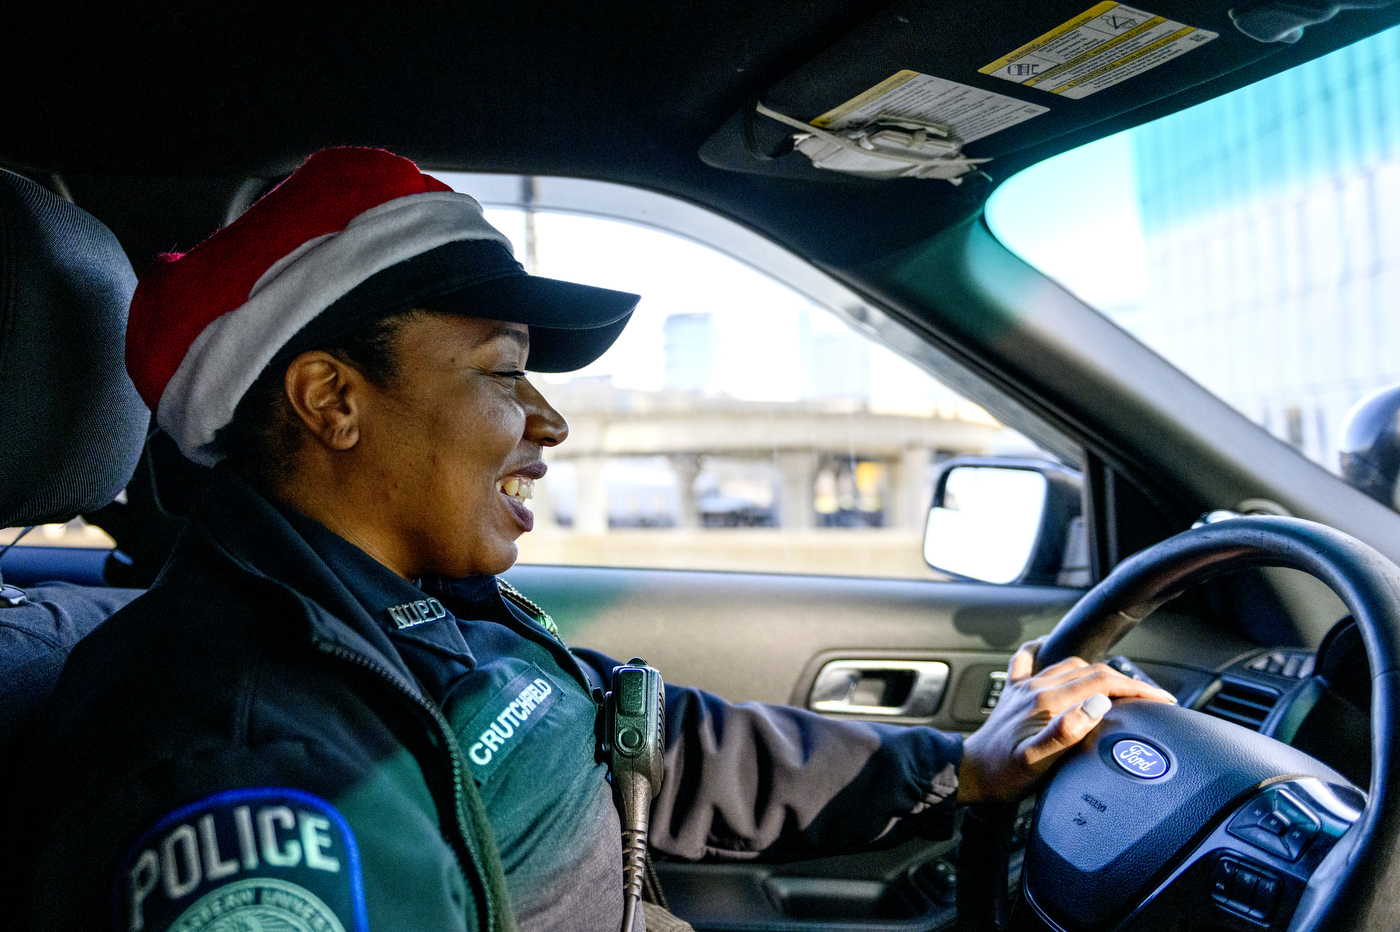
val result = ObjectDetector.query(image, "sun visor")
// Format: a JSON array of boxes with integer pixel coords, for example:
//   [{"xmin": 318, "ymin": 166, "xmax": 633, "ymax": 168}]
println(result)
[{"xmin": 700, "ymin": 0, "xmax": 1286, "ymax": 184}]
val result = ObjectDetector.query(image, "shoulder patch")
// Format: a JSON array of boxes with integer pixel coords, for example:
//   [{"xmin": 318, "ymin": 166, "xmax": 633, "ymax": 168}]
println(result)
[{"xmin": 116, "ymin": 788, "xmax": 367, "ymax": 932}]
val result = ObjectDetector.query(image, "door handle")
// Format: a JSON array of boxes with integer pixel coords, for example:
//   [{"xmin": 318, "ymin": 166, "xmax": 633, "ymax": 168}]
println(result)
[{"xmin": 808, "ymin": 660, "xmax": 950, "ymax": 719}]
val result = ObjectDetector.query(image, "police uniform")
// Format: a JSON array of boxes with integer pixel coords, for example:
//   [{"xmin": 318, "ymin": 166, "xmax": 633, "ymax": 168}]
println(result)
[
  {"xmin": 7, "ymin": 147, "xmax": 965, "ymax": 932},
  {"xmin": 8, "ymin": 465, "xmax": 962, "ymax": 932}
]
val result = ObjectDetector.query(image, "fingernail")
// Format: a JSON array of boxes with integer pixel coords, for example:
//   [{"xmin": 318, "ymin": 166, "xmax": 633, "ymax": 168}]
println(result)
[{"xmin": 1084, "ymin": 693, "xmax": 1112, "ymax": 719}]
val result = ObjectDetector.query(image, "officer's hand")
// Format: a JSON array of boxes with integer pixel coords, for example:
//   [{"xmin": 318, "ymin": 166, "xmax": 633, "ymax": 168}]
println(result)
[{"xmin": 956, "ymin": 640, "xmax": 1177, "ymax": 805}]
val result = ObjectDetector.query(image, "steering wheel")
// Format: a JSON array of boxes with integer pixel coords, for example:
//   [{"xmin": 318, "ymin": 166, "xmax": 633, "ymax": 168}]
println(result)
[{"xmin": 961, "ymin": 515, "xmax": 1400, "ymax": 932}]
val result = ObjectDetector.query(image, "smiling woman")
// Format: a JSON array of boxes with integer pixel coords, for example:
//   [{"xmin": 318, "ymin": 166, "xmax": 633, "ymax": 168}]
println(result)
[
  {"xmin": 4, "ymin": 145, "xmax": 1178, "ymax": 932},
  {"xmin": 0, "ymin": 179, "xmax": 1057, "ymax": 581}
]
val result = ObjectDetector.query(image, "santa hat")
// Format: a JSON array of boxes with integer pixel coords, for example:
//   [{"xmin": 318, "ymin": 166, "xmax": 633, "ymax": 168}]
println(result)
[{"xmin": 126, "ymin": 147, "xmax": 639, "ymax": 466}]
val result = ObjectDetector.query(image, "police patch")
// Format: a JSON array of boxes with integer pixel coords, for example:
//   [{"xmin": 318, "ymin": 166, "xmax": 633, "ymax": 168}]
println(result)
[
  {"xmin": 460, "ymin": 663, "xmax": 562, "ymax": 784},
  {"xmin": 117, "ymin": 788, "xmax": 366, "ymax": 932}
]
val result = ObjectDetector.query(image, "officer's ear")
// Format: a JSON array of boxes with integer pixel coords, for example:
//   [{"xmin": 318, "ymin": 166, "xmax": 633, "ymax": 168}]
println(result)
[{"xmin": 283, "ymin": 351, "xmax": 364, "ymax": 452}]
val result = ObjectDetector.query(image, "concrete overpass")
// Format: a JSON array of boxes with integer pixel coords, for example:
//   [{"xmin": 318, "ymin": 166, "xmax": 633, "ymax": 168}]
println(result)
[{"xmin": 534, "ymin": 381, "xmax": 1006, "ymax": 534}]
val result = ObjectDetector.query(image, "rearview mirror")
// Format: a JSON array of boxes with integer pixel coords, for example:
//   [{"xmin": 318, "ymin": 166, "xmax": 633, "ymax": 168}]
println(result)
[{"xmin": 923, "ymin": 458, "xmax": 1085, "ymax": 585}]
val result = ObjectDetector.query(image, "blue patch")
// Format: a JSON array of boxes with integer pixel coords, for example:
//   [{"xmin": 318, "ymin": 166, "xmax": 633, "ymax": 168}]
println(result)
[
  {"xmin": 115, "ymin": 788, "xmax": 367, "ymax": 932},
  {"xmin": 460, "ymin": 663, "xmax": 562, "ymax": 785},
  {"xmin": 1112, "ymin": 738, "xmax": 1170, "ymax": 779}
]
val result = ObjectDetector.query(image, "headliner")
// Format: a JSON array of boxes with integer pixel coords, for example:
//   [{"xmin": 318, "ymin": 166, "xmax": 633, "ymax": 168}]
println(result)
[{"xmin": 3, "ymin": 1, "xmax": 1398, "ymax": 272}]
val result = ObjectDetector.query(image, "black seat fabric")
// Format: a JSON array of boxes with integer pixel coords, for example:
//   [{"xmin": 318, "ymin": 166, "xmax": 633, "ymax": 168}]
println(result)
[
  {"xmin": 0, "ymin": 170, "xmax": 146, "ymax": 748},
  {"xmin": 0, "ymin": 170, "xmax": 147, "ymax": 523}
]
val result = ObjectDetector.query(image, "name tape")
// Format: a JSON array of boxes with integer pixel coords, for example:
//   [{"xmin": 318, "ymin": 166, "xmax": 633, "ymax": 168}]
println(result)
[{"xmin": 460, "ymin": 665, "xmax": 560, "ymax": 784}]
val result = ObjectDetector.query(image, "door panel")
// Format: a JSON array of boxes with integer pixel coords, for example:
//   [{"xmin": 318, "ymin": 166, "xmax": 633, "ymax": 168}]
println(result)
[
  {"xmin": 502, "ymin": 563, "xmax": 1246, "ymax": 931},
  {"xmin": 505, "ymin": 565, "xmax": 1079, "ymax": 709},
  {"xmin": 504, "ymin": 564, "xmax": 1242, "ymax": 709}
]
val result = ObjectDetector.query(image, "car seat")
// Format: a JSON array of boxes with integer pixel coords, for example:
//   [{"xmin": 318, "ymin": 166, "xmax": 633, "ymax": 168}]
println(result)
[{"xmin": 0, "ymin": 168, "xmax": 148, "ymax": 752}]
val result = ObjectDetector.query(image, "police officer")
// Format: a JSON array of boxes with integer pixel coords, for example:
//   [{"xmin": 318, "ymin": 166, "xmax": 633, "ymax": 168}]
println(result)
[{"xmin": 8, "ymin": 148, "xmax": 1173, "ymax": 932}]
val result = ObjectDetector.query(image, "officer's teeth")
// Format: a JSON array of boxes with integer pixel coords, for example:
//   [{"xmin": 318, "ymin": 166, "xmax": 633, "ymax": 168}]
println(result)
[{"xmin": 498, "ymin": 477, "xmax": 534, "ymax": 501}]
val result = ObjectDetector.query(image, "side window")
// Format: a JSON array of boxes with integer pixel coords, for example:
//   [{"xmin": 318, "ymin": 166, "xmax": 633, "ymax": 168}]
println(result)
[{"xmin": 457, "ymin": 186, "xmax": 1056, "ymax": 581}]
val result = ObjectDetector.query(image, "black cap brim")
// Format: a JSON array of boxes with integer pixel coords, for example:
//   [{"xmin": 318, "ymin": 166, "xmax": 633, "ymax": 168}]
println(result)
[
  {"xmin": 277, "ymin": 239, "xmax": 639, "ymax": 373},
  {"xmin": 427, "ymin": 272, "xmax": 638, "ymax": 372}
]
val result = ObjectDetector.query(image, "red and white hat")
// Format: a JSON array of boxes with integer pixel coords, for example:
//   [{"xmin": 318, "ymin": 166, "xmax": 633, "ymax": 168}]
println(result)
[{"xmin": 126, "ymin": 147, "xmax": 639, "ymax": 466}]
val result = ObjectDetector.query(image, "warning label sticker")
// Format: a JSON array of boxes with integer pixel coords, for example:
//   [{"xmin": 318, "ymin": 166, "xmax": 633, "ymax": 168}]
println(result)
[
  {"xmin": 812, "ymin": 71, "xmax": 1048, "ymax": 143},
  {"xmin": 981, "ymin": 2, "xmax": 1217, "ymax": 100}
]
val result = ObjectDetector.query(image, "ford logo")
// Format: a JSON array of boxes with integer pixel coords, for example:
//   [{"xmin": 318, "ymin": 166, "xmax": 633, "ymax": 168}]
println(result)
[{"xmin": 1111, "ymin": 738, "xmax": 1169, "ymax": 779}]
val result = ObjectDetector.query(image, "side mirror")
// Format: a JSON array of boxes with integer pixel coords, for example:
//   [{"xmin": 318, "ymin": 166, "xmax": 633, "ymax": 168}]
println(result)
[
  {"xmin": 1339, "ymin": 382, "xmax": 1400, "ymax": 510},
  {"xmin": 923, "ymin": 457, "xmax": 1085, "ymax": 585}
]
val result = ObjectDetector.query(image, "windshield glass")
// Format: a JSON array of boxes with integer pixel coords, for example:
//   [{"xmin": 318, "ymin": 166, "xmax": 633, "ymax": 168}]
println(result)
[{"xmin": 988, "ymin": 25, "xmax": 1400, "ymax": 482}]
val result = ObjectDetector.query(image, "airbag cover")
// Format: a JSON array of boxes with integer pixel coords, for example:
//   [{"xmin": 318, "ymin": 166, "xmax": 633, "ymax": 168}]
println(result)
[{"xmin": 1026, "ymin": 700, "xmax": 1347, "ymax": 930}]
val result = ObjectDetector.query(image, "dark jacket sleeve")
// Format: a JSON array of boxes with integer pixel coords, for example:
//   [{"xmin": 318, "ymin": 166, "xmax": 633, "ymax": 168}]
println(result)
[{"xmin": 572, "ymin": 648, "xmax": 961, "ymax": 863}]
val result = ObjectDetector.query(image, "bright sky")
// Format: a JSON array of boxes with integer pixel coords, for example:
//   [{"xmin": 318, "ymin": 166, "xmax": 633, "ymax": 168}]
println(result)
[
  {"xmin": 471, "ymin": 203, "xmax": 963, "ymax": 414},
  {"xmin": 483, "ymin": 208, "xmax": 810, "ymax": 399},
  {"xmin": 984, "ymin": 131, "xmax": 1149, "ymax": 313}
]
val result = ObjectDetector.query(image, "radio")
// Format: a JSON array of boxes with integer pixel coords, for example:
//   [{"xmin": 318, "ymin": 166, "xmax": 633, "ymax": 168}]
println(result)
[{"xmin": 605, "ymin": 658, "xmax": 665, "ymax": 932}]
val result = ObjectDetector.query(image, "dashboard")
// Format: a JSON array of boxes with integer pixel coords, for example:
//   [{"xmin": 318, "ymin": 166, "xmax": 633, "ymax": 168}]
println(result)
[{"xmin": 1164, "ymin": 616, "xmax": 1372, "ymax": 790}]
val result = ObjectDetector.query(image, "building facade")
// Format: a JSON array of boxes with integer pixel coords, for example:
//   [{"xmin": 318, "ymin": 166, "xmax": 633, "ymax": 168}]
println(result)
[{"xmin": 1113, "ymin": 25, "xmax": 1400, "ymax": 468}]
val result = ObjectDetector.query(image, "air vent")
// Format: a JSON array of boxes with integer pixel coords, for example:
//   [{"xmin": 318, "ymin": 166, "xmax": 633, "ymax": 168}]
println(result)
[{"xmin": 1201, "ymin": 679, "xmax": 1280, "ymax": 731}]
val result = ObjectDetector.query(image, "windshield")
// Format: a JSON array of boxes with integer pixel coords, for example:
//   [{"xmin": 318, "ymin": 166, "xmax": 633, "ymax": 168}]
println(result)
[{"xmin": 988, "ymin": 24, "xmax": 1400, "ymax": 482}]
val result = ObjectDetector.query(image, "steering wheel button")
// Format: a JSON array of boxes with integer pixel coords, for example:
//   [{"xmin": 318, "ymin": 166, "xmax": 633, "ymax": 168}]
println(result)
[
  {"xmin": 1228, "ymin": 825, "xmax": 1289, "ymax": 858},
  {"xmin": 1230, "ymin": 867, "xmax": 1258, "ymax": 908},
  {"xmin": 1260, "ymin": 811, "xmax": 1289, "ymax": 835},
  {"xmin": 1236, "ymin": 797, "xmax": 1271, "ymax": 827},
  {"xmin": 1284, "ymin": 823, "xmax": 1316, "ymax": 858},
  {"xmin": 1210, "ymin": 857, "xmax": 1237, "ymax": 900},
  {"xmin": 1275, "ymin": 793, "xmax": 1318, "ymax": 825},
  {"xmin": 1253, "ymin": 874, "xmax": 1281, "ymax": 916}
]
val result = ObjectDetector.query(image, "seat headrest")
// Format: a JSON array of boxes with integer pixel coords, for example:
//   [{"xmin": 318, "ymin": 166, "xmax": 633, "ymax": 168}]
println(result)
[{"xmin": 0, "ymin": 171, "xmax": 148, "ymax": 527}]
